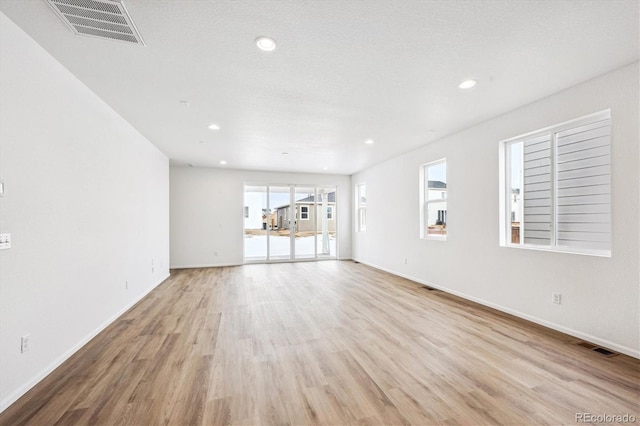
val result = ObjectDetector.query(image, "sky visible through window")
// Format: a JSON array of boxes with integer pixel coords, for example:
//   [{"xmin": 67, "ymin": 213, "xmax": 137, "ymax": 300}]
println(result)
[
  {"xmin": 511, "ymin": 142, "xmax": 522, "ymax": 191},
  {"xmin": 428, "ymin": 162, "xmax": 446, "ymax": 183}
]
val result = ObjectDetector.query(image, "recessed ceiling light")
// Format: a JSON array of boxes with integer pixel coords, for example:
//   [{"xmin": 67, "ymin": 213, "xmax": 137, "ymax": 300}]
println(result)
[
  {"xmin": 255, "ymin": 36, "xmax": 276, "ymax": 51},
  {"xmin": 365, "ymin": 139, "xmax": 374, "ymax": 145},
  {"xmin": 322, "ymin": 166, "xmax": 329, "ymax": 171},
  {"xmin": 458, "ymin": 79, "xmax": 476, "ymax": 89},
  {"xmin": 208, "ymin": 123, "xmax": 220, "ymax": 130},
  {"xmin": 219, "ymin": 160, "xmax": 227, "ymax": 165},
  {"xmin": 282, "ymin": 152, "xmax": 289, "ymax": 155}
]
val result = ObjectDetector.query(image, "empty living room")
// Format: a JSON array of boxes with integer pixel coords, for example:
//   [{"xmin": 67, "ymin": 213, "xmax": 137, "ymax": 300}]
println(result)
[{"xmin": 0, "ymin": 0, "xmax": 638, "ymax": 425}]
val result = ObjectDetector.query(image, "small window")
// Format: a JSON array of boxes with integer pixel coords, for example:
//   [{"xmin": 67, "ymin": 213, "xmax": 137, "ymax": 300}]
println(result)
[
  {"xmin": 421, "ymin": 159, "xmax": 447, "ymax": 240},
  {"xmin": 300, "ymin": 205, "xmax": 309, "ymax": 220},
  {"xmin": 244, "ymin": 206, "xmax": 249, "ymax": 218},
  {"xmin": 327, "ymin": 206, "xmax": 334, "ymax": 220},
  {"xmin": 356, "ymin": 183, "xmax": 367, "ymax": 232},
  {"xmin": 500, "ymin": 110, "xmax": 611, "ymax": 256}
]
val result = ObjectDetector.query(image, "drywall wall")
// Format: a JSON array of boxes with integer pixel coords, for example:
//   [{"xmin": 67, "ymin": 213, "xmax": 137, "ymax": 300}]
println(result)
[
  {"xmin": 170, "ymin": 167, "xmax": 351, "ymax": 267},
  {"xmin": 0, "ymin": 13, "xmax": 170, "ymax": 411},
  {"xmin": 352, "ymin": 62, "xmax": 640, "ymax": 357}
]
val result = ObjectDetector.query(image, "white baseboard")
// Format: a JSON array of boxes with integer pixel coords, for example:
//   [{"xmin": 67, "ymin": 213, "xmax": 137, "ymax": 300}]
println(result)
[
  {"xmin": 172, "ymin": 258, "xmax": 353, "ymax": 269},
  {"xmin": 0, "ymin": 273, "xmax": 170, "ymax": 413},
  {"xmin": 170, "ymin": 262, "xmax": 242, "ymax": 269},
  {"xmin": 352, "ymin": 258, "xmax": 640, "ymax": 359}
]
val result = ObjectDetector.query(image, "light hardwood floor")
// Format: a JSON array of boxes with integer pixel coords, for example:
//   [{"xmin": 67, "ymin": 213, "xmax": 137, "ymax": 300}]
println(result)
[{"xmin": 1, "ymin": 261, "xmax": 638, "ymax": 425}]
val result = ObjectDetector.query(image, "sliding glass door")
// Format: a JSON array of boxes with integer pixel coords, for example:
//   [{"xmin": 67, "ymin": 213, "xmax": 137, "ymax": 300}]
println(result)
[{"xmin": 243, "ymin": 184, "xmax": 337, "ymax": 262}]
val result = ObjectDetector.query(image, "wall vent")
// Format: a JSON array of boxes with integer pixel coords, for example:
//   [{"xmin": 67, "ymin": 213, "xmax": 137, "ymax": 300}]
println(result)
[
  {"xmin": 592, "ymin": 347, "xmax": 618, "ymax": 357},
  {"xmin": 45, "ymin": 0, "xmax": 145, "ymax": 46}
]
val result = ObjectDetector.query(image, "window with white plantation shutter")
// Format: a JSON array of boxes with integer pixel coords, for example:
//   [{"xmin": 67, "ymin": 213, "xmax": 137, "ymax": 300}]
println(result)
[{"xmin": 500, "ymin": 110, "xmax": 611, "ymax": 256}]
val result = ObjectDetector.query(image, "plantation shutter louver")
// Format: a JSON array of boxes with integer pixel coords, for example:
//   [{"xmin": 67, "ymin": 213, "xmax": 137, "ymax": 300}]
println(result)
[
  {"xmin": 555, "ymin": 117, "xmax": 611, "ymax": 251},
  {"xmin": 523, "ymin": 134, "xmax": 552, "ymax": 245}
]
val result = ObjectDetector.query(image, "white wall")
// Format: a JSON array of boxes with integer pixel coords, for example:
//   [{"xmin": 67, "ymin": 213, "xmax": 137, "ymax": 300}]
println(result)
[
  {"xmin": 352, "ymin": 63, "xmax": 639, "ymax": 357},
  {"xmin": 0, "ymin": 13, "xmax": 170, "ymax": 410},
  {"xmin": 170, "ymin": 167, "xmax": 351, "ymax": 267}
]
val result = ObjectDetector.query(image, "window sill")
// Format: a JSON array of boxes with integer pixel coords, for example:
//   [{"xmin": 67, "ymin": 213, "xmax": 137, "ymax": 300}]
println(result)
[
  {"xmin": 423, "ymin": 235, "xmax": 447, "ymax": 242},
  {"xmin": 501, "ymin": 243, "xmax": 611, "ymax": 258}
]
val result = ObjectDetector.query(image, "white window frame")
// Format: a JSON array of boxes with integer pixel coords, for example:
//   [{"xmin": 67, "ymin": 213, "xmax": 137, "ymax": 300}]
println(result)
[
  {"xmin": 499, "ymin": 110, "xmax": 611, "ymax": 257},
  {"xmin": 356, "ymin": 183, "xmax": 366, "ymax": 232},
  {"xmin": 420, "ymin": 159, "xmax": 447, "ymax": 241},
  {"xmin": 327, "ymin": 206, "xmax": 334, "ymax": 220}
]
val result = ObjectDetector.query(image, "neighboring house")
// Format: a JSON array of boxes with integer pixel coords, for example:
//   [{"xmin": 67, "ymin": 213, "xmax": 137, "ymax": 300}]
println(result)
[
  {"xmin": 275, "ymin": 192, "xmax": 336, "ymax": 233},
  {"xmin": 263, "ymin": 210, "xmax": 277, "ymax": 230},
  {"xmin": 427, "ymin": 180, "xmax": 447, "ymax": 228}
]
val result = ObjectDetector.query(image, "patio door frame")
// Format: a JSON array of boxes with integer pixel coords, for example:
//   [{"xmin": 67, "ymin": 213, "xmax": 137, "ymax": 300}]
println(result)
[{"xmin": 243, "ymin": 183, "xmax": 337, "ymax": 263}]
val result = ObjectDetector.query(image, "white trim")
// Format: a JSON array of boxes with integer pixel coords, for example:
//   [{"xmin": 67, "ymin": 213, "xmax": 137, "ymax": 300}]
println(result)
[
  {"xmin": 498, "ymin": 140, "xmax": 508, "ymax": 245},
  {"xmin": 299, "ymin": 205, "xmax": 310, "ymax": 220},
  {"xmin": 352, "ymin": 259, "xmax": 639, "ymax": 359},
  {"xmin": 0, "ymin": 273, "xmax": 170, "ymax": 413},
  {"xmin": 420, "ymin": 158, "xmax": 447, "ymax": 240},
  {"xmin": 171, "ymin": 262, "xmax": 242, "ymax": 268},
  {"xmin": 502, "ymin": 243, "xmax": 611, "ymax": 257},
  {"xmin": 498, "ymin": 109, "xmax": 611, "ymax": 145},
  {"xmin": 356, "ymin": 182, "xmax": 367, "ymax": 232}
]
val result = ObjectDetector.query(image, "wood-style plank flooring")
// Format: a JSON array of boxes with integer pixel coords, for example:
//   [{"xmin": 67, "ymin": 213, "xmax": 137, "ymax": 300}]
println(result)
[{"xmin": 1, "ymin": 261, "xmax": 638, "ymax": 425}]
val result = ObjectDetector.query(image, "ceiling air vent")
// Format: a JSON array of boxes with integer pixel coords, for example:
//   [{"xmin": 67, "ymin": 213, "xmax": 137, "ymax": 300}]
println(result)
[{"xmin": 45, "ymin": 0, "xmax": 145, "ymax": 46}]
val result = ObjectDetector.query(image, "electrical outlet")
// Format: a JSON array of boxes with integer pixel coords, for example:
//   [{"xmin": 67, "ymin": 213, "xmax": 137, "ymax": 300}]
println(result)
[
  {"xmin": 403, "ymin": 258, "xmax": 408, "ymax": 264},
  {"xmin": 151, "ymin": 258, "xmax": 154, "ymax": 273},
  {"xmin": 125, "ymin": 280, "xmax": 129, "ymax": 290},
  {"xmin": 552, "ymin": 293, "xmax": 562, "ymax": 304},
  {"xmin": 21, "ymin": 335, "xmax": 30, "ymax": 353},
  {"xmin": 0, "ymin": 233, "xmax": 11, "ymax": 250}
]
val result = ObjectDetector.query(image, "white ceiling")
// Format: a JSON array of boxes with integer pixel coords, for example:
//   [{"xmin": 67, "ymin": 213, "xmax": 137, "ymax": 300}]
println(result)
[{"xmin": 1, "ymin": 0, "xmax": 638, "ymax": 175}]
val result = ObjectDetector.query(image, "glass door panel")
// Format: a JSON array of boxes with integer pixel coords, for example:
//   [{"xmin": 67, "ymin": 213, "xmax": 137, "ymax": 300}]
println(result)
[
  {"xmin": 294, "ymin": 186, "xmax": 316, "ymax": 259},
  {"xmin": 243, "ymin": 185, "xmax": 267, "ymax": 261},
  {"xmin": 268, "ymin": 186, "xmax": 291, "ymax": 260}
]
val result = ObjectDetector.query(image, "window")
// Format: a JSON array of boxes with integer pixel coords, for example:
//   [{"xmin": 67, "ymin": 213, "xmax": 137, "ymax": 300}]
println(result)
[
  {"xmin": 327, "ymin": 206, "xmax": 334, "ymax": 220},
  {"xmin": 421, "ymin": 159, "xmax": 447, "ymax": 239},
  {"xmin": 300, "ymin": 205, "xmax": 309, "ymax": 220},
  {"xmin": 356, "ymin": 183, "xmax": 367, "ymax": 232},
  {"xmin": 500, "ymin": 110, "xmax": 611, "ymax": 256}
]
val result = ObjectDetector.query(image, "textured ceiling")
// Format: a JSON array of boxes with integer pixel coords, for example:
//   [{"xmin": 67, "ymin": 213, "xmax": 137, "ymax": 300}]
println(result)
[{"xmin": 1, "ymin": 0, "xmax": 638, "ymax": 175}]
